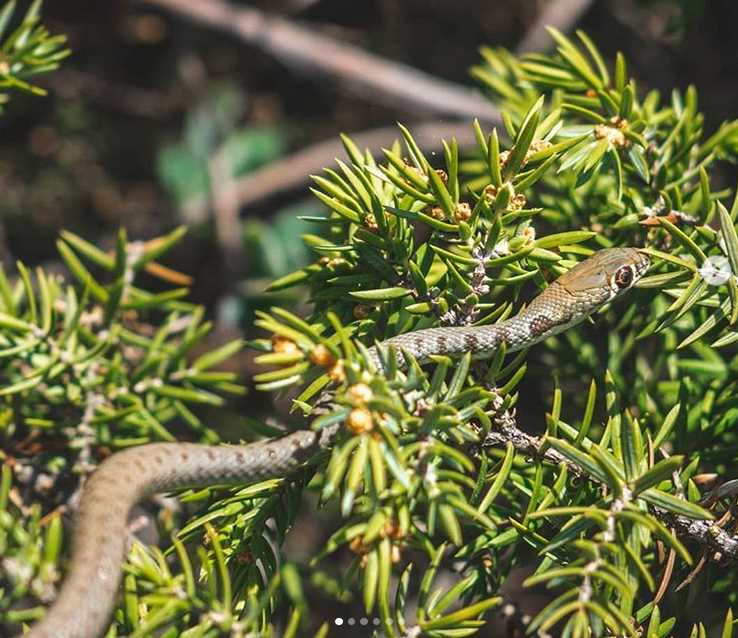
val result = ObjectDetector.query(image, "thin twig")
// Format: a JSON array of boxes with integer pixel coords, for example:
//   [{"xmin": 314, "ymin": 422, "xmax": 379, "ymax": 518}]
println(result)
[
  {"xmin": 208, "ymin": 146, "xmax": 242, "ymax": 280},
  {"xmin": 179, "ymin": 120, "xmax": 491, "ymax": 217},
  {"xmin": 484, "ymin": 421, "xmax": 738, "ymax": 562},
  {"xmin": 515, "ymin": 0, "xmax": 595, "ymax": 55},
  {"xmin": 230, "ymin": 120, "xmax": 488, "ymax": 211},
  {"xmin": 143, "ymin": 0, "xmax": 500, "ymax": 121}
]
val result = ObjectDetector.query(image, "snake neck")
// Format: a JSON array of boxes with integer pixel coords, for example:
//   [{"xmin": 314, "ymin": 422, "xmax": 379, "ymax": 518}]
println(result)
[
  {"xmin": 365, "ymin": 314, "xmax": 526, "ymax": 369},
  {"xmin": 368, "ymin": 296, "xmax": 586, "ymax": 369}
]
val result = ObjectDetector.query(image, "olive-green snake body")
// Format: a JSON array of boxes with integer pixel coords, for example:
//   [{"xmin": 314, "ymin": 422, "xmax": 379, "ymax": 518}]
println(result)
[{"xmin": 20, "ymin": 247, "xmax": 649, "ymax": 638}]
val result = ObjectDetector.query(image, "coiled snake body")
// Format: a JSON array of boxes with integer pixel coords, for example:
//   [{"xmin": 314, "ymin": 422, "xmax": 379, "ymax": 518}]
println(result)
[{"xmin": 20, "ymin": 247, "xmax": 649, "ymax": 638}]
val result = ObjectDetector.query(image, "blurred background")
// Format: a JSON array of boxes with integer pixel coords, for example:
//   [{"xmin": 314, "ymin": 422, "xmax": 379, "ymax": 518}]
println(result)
[
  {"xmin": 2, "ymin": 1, "xmax": 737, "ymax": 633},
  {"xmin": 2, "ymin": 0, "xmax": 735, "ymax": 434},
  {"xmin": 1, "ymin": 0, "xmax": 736, "ymax": 424}
]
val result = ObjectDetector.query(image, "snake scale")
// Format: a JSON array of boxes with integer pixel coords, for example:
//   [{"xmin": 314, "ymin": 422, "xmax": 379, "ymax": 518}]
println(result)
[{"xmin": 19, "ymin": 247, "xmax": 649, "ymax": 638}]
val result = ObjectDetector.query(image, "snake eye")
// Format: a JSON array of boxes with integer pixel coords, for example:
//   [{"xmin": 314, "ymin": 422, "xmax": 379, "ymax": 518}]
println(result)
[{"xmin": 614, "ymin": 265, "xmax": 634, "ymax": 289}]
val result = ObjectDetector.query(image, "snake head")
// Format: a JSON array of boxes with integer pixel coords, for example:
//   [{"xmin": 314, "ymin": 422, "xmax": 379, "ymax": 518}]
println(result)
[{"xmin": 557, "ymin": 247, "xmax": 650, "ymax": 304}]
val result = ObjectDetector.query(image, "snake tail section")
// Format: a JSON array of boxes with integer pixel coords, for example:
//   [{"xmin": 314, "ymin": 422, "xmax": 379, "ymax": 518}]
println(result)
[{"xmin": 22, "ymin": 426, "xmax": 339, "ymax": 638}]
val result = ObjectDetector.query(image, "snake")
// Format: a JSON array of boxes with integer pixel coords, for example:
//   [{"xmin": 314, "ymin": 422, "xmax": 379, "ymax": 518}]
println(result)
[{"xmin": 19, "ymin": 246, "xmax": 649, "ymax": 638}]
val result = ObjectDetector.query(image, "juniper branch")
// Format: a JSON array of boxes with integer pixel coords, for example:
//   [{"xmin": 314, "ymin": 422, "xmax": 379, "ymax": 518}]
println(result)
[{"xmin": 484, "ymin": 416, "xmax": 738, "ymax": 562}]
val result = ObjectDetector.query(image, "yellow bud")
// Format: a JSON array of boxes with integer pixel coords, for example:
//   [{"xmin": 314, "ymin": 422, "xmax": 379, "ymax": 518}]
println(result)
[
  {"xmin": 364, "ymin": 213, "xmax": 379, "ymax": 231},
  {"xmin": 346, "ymin": 407, "xmax": 373, "ymax": 434},
  {"xmin": 310, "ymin": 344, "xmax": 335, "ymax": 367},
  {"xmin": 454, "ymin": 202, "xmax": 472, "ymax": 222},
  {"xmin": 347, "ymin": 383, "xmax": 373, "ymax": 404},
  {"xmin": 349, "ymin": 535, "xmax": 371, "ymax": 555},
  {"xmin": 329, "ymin": 360, "xmax": 345, "ymax": 383},
  {"xmin": 271, "ymin": 336, "xmax": 299, "ymax": 355}
]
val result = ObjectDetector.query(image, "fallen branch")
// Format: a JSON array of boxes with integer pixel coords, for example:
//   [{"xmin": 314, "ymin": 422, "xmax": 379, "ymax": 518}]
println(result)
[
  {"xmin": 144, "ymin": 0, "xmax": 500, "ymax": 121},
  {"xmin": 516, "ymin": 0, "xmax": 594, "ymax": 54},
  {"xmin": 231, "ymin": 120, "xmax": 487, "ymax": 210}
]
